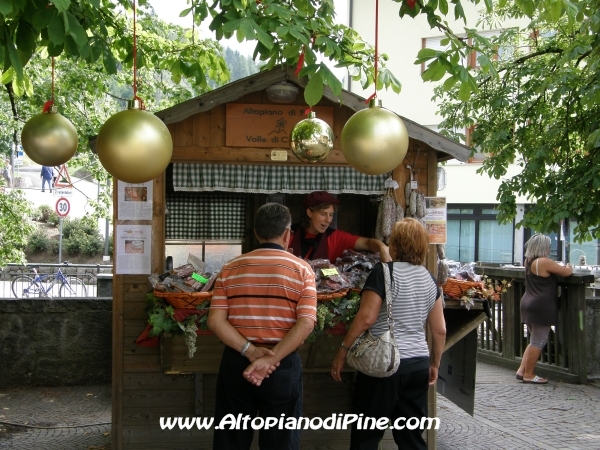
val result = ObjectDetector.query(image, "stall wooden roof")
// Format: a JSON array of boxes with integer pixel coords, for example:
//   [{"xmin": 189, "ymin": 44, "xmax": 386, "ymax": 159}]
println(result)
[
  {"xmin": 89, "ymin": 66, "xmax": 471, "ymax": 163},
  {"xmin": 157, "ymin": 66, "xmax": 471, "ymax": 163}
]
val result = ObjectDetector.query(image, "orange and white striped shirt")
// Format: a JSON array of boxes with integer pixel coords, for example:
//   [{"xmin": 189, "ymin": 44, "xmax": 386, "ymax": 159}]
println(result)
[{"xmin": 211, "ymin": 245, "xmax": 317, "ymax": 344}]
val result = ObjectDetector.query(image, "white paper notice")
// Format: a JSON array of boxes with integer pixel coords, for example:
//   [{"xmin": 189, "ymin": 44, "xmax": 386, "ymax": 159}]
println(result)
[
  {"xmin": 117, "ymin": 181, "xmax": 153, "ymax": 220},
  {"xmin": 424, "ymin": 197, "xmax": 447, "ymax": 244},
  {"xmin": 116, "ymin": 225, "xmax": 152, "ymax": 274}
]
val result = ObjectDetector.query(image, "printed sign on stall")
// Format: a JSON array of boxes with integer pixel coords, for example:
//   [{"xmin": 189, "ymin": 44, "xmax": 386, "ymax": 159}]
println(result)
[
  {"xmin": 423, "ymin": 197, "xmax": 447, "ymax": 244},
  {"xmin": 225, "ymin": 104, "xmax": 333, "ymax": 148}
]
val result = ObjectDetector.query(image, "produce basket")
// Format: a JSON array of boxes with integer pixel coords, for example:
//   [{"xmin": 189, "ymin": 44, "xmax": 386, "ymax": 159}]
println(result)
[
  {"xmin": 316, "ymin": 289, "xmax": 349, "ymax": 302},
  {"xmin": 442, "ymin": 278, "xmax": 483, "ymax": 299},
  {"xmin": 153, "ymin": 289, "xmax": 212, "ymax": 309}
]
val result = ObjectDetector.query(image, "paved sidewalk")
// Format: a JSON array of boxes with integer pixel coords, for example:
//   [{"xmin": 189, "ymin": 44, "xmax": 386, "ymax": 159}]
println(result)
[
  {"xmin": 0, "ymin": 385, "xmax": 111, "ymax": 449},
  {"xmin": 0, "ymin": 362, "xmax": 599, "ymax": 449},
  {"xmin": 437, "ymin": 363, "xmax": 600, "ymax": 450}
]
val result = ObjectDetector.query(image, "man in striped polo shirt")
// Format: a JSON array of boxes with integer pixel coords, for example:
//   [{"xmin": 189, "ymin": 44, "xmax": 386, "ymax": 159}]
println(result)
[{"xmin": 208, "ymin": 202, "xmax": 317, "ymax": 450}]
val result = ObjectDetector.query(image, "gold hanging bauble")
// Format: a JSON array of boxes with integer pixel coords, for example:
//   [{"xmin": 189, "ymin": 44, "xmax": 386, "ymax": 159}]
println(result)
[
  {"xmin": 21, "ymin": 106, "xmax": 79, "ymax": 166},
  {"xmin": 340, "ymin": 99, "xmax": 409, "ymax": 175},
  {"xmin": 290, "ymin": 111, "xmax": 334, "ymax": 163},
  {"xmin": 96, "ymin": 100, "xmax": 173, "ymax": 183}
]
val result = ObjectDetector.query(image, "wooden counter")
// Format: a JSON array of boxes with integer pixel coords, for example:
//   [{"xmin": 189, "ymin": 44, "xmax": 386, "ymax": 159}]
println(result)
[{"xmin": 158, "ymin": 299, "xmax": 486, "ymax": 450}]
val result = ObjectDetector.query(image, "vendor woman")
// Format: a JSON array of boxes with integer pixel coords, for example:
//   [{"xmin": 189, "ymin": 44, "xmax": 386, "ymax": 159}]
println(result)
[{"xmin": 289, "ymin": 191, "xmax": 391, "ymax": 263}]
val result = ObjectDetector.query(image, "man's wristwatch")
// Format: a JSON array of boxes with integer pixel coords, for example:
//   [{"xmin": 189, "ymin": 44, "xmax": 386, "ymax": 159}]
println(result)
[
  {"xmin": 340, "ymin": 342, "xmax": 350, "ymax": 351},
  {"xmin": 240, "ymin": 340, "xmax": 251, "ymax": 356}
]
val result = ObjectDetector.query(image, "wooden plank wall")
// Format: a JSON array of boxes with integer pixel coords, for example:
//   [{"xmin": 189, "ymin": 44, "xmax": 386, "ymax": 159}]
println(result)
[{"xmin": 168, "ymin": 91, "xmax": 351, "ymax": 165}]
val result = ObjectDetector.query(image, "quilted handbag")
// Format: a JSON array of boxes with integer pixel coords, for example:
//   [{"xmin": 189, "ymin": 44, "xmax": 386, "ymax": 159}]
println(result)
[{"xmin": 346, "ymin": 263, "xmax": 400, "ymax": 378}]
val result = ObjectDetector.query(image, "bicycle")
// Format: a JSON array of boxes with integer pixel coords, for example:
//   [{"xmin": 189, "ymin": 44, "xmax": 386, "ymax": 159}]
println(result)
[{"xmin": 11, "ymin": 264, "xmax": 88, "ymax": 298}]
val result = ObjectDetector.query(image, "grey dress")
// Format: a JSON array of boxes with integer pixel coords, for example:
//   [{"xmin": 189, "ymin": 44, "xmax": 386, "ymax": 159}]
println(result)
[{"xmin": 520, "ymin": 257, "xmax": 558, "ymax": 326}]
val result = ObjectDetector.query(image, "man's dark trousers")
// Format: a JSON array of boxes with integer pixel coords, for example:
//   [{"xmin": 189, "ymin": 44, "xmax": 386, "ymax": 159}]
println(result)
[{"xmin": 213, "ymin": 346, "xmax": 303, "ymax": 450}]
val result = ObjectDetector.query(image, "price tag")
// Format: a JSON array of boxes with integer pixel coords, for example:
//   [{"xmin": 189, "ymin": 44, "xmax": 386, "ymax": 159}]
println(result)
[
  {"xmin": 321, "ymin": 268, "xmax": 339, "ymax": 276},
  {"xmin": 411, "ymin": 180, "xmax": 419, "ymax": 189},
  {"xmin": 192, "ymin": 273, "xmax": 209, "ymax": 283}
]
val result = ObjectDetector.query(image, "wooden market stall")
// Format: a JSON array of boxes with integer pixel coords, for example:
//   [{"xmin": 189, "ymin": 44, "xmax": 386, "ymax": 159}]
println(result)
[{"xmin": 106, "ymin": 66, "xmax": 475, "ymax": 449}]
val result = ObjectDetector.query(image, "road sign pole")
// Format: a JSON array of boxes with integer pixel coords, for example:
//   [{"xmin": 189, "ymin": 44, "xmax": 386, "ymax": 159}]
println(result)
[{"xmin": 59, "ymin": 217, "xmax": 63, "ymax": 264}]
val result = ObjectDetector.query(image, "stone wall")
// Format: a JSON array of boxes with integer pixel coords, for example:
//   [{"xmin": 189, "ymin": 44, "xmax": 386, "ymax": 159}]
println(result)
[{"xmin": 0, "ymin": 299, "xmax": 112, "ymax": 388}]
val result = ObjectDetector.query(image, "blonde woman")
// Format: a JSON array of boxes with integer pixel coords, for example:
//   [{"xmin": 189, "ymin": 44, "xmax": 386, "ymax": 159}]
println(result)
[
  {"xmin": 517, "ymin": 233, "xmax": 572, "ymax": 384},
  {"xmin": 330, "ymin": 218, "xmax": 445, "ymax": 449}
]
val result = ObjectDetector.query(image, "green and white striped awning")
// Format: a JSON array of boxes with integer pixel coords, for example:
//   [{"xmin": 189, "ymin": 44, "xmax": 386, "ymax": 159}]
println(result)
[{"xmin": 173, "ymin": 163, "xmax": 388, "ymax": 195}]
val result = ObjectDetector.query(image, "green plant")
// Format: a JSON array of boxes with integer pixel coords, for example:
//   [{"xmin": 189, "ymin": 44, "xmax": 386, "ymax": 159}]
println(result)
[
  {"xmin": 460, "ymin": 276, "xmax": 513, "ymax": 310},
  {"xmin": 309, "ymin": 291, "xmax": 361, "ymax": 342},
  {"xmin": 49, "ymin": 239, "xmax": 59, "ymax": 255},
  {"xmin": 46, "ymin": 211, "xmax": 60, "ymax": 226},
  {"xmin": 62, "ymin": 217, "xmax": 99, "ymax": 239},
  {"xmin": 64, "ymin": 230, "xmax": 103, "ymax": 256},
  {"xmin": 32, "ymin": 205, "xmax": 52, "ymax": 222},
  {"xmin": 145, "ymin": 294, "xmax": 209, "ymax": 357},
  {"xmin": 27, "ymin": 229, "xmax": 51, "ymax": 252}
]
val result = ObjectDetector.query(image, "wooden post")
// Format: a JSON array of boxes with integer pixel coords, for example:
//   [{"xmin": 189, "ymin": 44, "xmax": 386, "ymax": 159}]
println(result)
[
  {"xmin": 568, "ymin": 284, "xmax": 588, "ymax": 383},
  {"xmin": 503, "ymin": 280, "xmax": 515, "ymax": 360}
]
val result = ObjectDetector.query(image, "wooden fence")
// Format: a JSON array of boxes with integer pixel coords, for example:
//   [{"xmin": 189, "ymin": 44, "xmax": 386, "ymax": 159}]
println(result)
[{"xmin": 475, "ymin": 267, "xmax": 593, "ymax": 384}]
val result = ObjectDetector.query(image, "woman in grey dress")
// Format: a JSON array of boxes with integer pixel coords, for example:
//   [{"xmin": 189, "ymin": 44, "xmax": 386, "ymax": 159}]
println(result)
[{"xmin": 517, "ymin": 234, "xmax": 572, "ymax": 384}]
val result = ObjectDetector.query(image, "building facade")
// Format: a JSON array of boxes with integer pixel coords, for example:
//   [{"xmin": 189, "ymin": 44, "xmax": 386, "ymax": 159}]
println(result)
[{"xmin": 345, "ymin": 0, "xmax": 596, "ymax": 265}]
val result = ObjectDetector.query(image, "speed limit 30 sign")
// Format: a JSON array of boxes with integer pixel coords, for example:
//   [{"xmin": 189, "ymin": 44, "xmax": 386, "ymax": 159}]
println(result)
[{"xmin": 56, "ymin": 197, "xmax": 70, "ymax": 217}]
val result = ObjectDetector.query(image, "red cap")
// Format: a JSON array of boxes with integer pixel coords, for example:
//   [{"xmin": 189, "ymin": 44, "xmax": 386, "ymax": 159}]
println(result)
[{"xmin": 304, "ymin": 191, "xmax": 340, "ymax": 209}]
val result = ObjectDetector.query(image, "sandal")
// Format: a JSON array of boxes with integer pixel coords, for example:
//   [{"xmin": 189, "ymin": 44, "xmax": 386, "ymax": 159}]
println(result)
[
  {"xmin": 515, "ymin": 374, "xmax": 523, "ymax": 380},
  {"xmin": 522, "ymin": 375, "xmax": 548, "ymax": 384}
]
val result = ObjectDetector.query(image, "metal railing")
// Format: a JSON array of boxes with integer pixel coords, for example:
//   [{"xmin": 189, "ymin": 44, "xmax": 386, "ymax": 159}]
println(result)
[
  {"xmin": 475, "ymin": 266, "xmax": 592, "ymax": 383},
  {"xmin": 0, "ymin": 262, "xmax": 112, "ymax": 298}
]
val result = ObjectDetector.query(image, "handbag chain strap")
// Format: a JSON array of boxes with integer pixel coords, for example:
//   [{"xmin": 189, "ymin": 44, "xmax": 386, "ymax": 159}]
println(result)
[{"xmin": 382, "ymin": 262, "xmax": 394, "ymax": 332}]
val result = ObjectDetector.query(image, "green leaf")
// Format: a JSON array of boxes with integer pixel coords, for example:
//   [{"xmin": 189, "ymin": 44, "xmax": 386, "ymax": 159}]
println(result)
[
  {"xmin": 66, "ymin": 12, "xmax": 88, "ymax": 50},
  {"xmin": 439, "ymin": 0, "xmax": 448, "ymax": 15},
  {"xmin": 266, "ymin": 3, "xmax": 292, "ymax": 20},
  {"xmin": 563, "ymin": 0, "xmax": 578, "ymax": 19},
  {"xmin": 458, "ymin": 80, "xmax": 471, "ymax": 101},
  {"xmin": 48, "ymin": 14, "xmax": 65, "ymax": 45},
  {"xmin": 0, "ymin": 0, "xmax": 13, "ymax": 16},
  {"xmin": 16, "ymin": 20, "xmax": 38, "ymax": 55},
  {"xmin": 23, "ymin": 73, "xmax": 33, "ymax": 97},
  {"xmin": 252, "ymin": 20, "xmax": 274, "ymax": 50},
  {"xmin": 319, "ymin": 63, "xmax": 342, "ymax": 96},
  {"xmin": 442, "ymin": 75, "xmax": 459, "ymax": 91},
  {"xmin": 516, "ymin": 0, "xmax": 535, "ymax": 17},
  {"xmin": 47, "ymin": 41, "xmax": 64, "ymax": 57},
  {"xmin": 238, "ymin": 18, "xmax": 255, "ymax": 41},
  {"xmin": 64, "ymin": 35, "xmax": 79, "ymax": 56},
  {"xmin": 51, "ymin": 0, "xmax": 71, "ymax": 13},
  {"xmin": 1, "ymin": 67, "xmax": 15, "ymax": 85},
  {"xmin": 32, "ymin": 9, "xmax": 54, "ymax": 30},
  {"xmin": 289, "ymin": 26, "xmax": 309, "ymax": 45},
  {"xmin": 222, "ymin": 18, "xmax": 244, "ymax": 34},
  {"xmin": 102, "ymin": 44, "xmax": 117, "ymax": 73},
  {"xmin": 171, "ymin": 59, "xmax": 182, "ymax": 84},
  {"xmin": 282, "ymin": 44, "xmax": 300, "ymax": 58},
  {"xmin": 422, "ymin": 60, "xmax": 446, "ymax": 82},
  {"xmin": 416, "ymin": 48, "xmax": 439, "ymax": 60},
  {"xmin": 4, "ymin": 30, "xmax": 23, "ymax": 80},
  {"xmin": 304, "ymin": 72, "xmax": 324, "ymax": 107},
  {"xmin": 179, "ymin": 7, "xmax": 192, "ymax": 17},
  {"xmin": 454, "ymin": 1, "xmax": 466, "ymax": 22},
  {"xmin": 12, "ymin": 78, "xmax": 23, "ymax": 96},
  {"xmin": 88, "ymin": 0, "xmax": 100, "ymax": 8}
]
